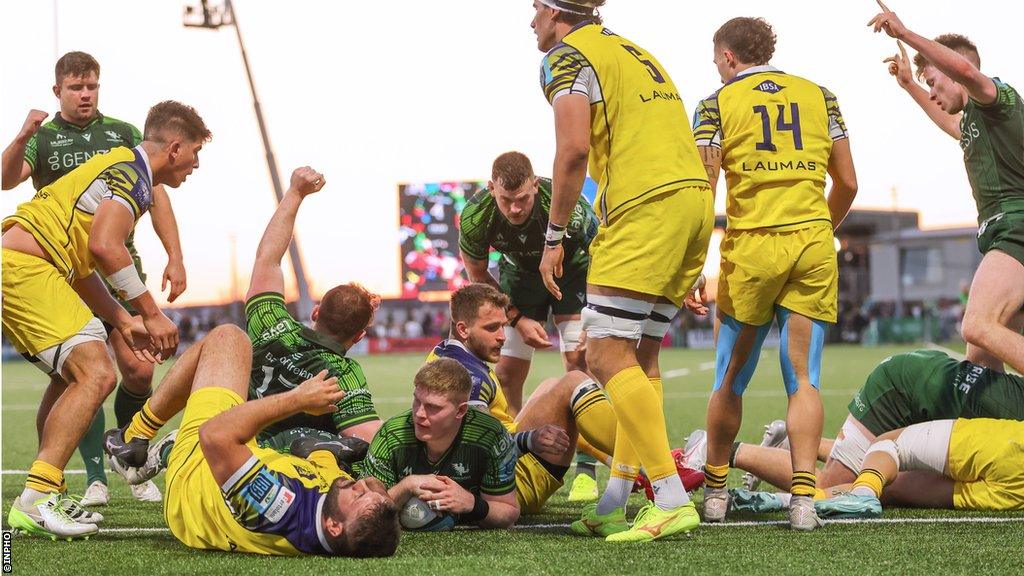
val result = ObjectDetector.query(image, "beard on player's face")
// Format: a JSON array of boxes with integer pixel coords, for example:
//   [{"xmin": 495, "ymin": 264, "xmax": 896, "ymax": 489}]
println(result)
[{"xmin": 465, "ymin": 329, "xmax": 503, "ymax": 363}]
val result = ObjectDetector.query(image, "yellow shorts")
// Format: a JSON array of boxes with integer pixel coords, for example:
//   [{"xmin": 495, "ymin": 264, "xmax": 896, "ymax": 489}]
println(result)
[
  {"xmin": 1, "ymin": 249, "xmax": 96, "ymax": 356},
  {"xmin": 718, "ymin": 221, "xmax": 838, "ymax": 325},
  {"xmin": 948, "ymin": 418, "xmax": 1024, "ymax": 511},
  {"xmin": 514, "ymin": 452, "xmax": 563, "ymax": 514},
  {"xmin": 588, "ymin": 186, "xmax": 713, "ymax": 307},
  {"xmin": 165, "ymin": 387, "xmax": 301, "ymax": 555}
]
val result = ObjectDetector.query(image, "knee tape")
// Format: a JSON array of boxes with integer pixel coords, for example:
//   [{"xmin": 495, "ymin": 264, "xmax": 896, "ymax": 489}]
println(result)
[
  {"xmin": 778, "ymin": 307, "xmax": 828, "ymax": 395},
  {"xmin": 556, "ymin": 319, "xmax": 584, "ymax": 353},
  {"xmin": 895, "ymin": 420, "xmax": 954, "ymax": 474},
  {"xmin": 642, "ymin": 303, "xmax": 678, "ymax": 341},
  {"xmin": 581, "ymin": 295, "xmax": 653, "ymax": 340},
  {"xmin": 864, "ymin": 439, "xmax": 899, "ymax": 470},
  {"xmin": 501, "ymin": 325, "xmax": 534, "ymax": 361},
  {"xmin": 713, "ymin": 313, "xmax": 771, "ymax": 396},
  {"xmin": 828, "ymin": 416, "xmax": 873, "ymax": 474}
]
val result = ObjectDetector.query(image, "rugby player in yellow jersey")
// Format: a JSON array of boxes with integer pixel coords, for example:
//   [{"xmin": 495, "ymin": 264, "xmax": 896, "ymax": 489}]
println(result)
[
  {"xmin": 816, "ymin": 418, "xmax": 1024, "ymax": 517},
  {"xmin": 532, "ymin": 0, "xmax": 714, "ymax": 541},
  {"xmin": 691, "ymin": 17, "xmax": 859, "ymax": 531},
  {"xmin": 3, "ymin": 101, "xmax": 210, "ymax": 539},
  {"xmin": 105, "ymin": 324, "xmax": 400, "ymax": 556}
]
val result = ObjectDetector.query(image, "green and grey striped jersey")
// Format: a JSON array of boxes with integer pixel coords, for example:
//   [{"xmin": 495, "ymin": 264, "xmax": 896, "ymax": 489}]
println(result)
[
  {"xmin": 245, "ymin": 292, "xmax": 379, "ymax": 444},
  {"xmin": 358, "ymin": 408, "xmax": 518, "ymax": 496}
]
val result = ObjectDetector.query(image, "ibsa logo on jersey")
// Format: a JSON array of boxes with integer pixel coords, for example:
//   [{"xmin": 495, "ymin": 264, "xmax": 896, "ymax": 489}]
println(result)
[{"xmin": 754, "ymin": 81, "xmax": 785, "ymax": 94}]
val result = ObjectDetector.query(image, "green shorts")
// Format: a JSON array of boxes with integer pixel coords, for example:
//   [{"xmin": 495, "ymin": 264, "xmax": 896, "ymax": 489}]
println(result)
[
  {"xmin": 499, "ymin": 263, "xmax": 587, "ymax": 321},
  {"xmin": 848, "ymin": 350, "xmax": 961, "ymax": 436},
  {"xmin": 977, "ymin": 210, "xmax": 1024, "ymax": 268}
]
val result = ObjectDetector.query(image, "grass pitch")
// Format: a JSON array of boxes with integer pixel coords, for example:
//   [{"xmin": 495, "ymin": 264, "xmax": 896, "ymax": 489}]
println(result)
[{"xmin": 3, "ymin": 344, "xmax": 1022, "ymax": 575}]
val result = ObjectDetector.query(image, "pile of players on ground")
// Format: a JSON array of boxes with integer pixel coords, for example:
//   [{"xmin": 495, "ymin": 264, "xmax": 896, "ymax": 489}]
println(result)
[{"xmin": 4, "ymin": 0, "xmax": 1022, "ymax": 558}]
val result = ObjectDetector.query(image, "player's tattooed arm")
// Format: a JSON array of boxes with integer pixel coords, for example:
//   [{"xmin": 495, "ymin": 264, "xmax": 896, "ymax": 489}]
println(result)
[
  {"xmin": 246, "ymin": 167, "xmax": 325, "ymax": 301},
  {"xmin": 149, "ymin": 184, "xmax": 187, "ymax": 302},
  {"xmin": 884, "ymin": 41, "xmax": 962, "ymax": 140},
  {"xmin": 698, "ymin": 146, "xmax": 722, "ymax": 197},
  {"xmin": 869, "ymin": 0, "xmax": 996, "ymax": 105}
]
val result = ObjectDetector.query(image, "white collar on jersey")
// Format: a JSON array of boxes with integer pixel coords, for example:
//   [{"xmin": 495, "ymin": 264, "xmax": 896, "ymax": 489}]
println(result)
[
  {"xmin": 133, "ymin": 144, "xmax": 154, "ymax": 184},
  {"xmin": 735, "ymin": 64, "xmax": 781, "ymax": 79}
]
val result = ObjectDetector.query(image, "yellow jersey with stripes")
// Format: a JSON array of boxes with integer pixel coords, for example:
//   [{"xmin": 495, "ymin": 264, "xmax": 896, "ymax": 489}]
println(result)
[
  {"xmin": 692, "ymin": 66, "xmax": 848, "ymax": 230},
  {"xmin": 2, "ymin": 145, "xmax": 153, "ymax": 281},
  {"xmin": 426, "ymin": 340, "xmax": 514, "ymax": 430},
  {"xmin": 540, "ymin": 23, "xmax": 708, "ymax": 222}
]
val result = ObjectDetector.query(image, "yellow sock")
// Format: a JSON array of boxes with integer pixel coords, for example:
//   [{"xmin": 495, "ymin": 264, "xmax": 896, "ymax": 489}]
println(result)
[
  {"xmin": 609, "ymin": 420, "xmax": 641, "ymax": 481},
  {"xmin": 25, "ymin": 460, "xmax": 64, "ymax": 494},
  {"xmin": 603, "ymin": 366, "xmax": 675, "ymax": 481},
  {"xmin": 813, "ymin": 488, "xmax": 828, "ymax": 501},
  {"xmin": 791, "ymin": 470, "xmax": 817, "ymax": 497},
  {"xmin": 570, "ymin": 380, "xmax": 617, "ymax": 457},
  {"xmin": 852, "ymin": 468, "xmax": 885, "ymax": 498},
  {"xmin": 124, "ymin": 401, "xmax": 167, "ymax": 442},
  {"xmin": 704, "ymin": 463, "xmax": 729, "ymax": 489},
  {"xmin": 576, "ymin": 436, "xmax": 611, "ymax": 466}
]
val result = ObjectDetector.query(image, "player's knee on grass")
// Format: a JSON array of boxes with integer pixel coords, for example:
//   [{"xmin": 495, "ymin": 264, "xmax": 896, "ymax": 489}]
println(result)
[{"xmin": 713, "ymin": 313, "xmax": 771, "ymax": 396}]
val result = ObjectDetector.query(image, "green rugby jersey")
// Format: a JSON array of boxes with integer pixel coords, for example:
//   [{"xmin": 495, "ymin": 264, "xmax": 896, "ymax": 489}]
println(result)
[
  {"xmin": 849, "ymin": 349, "xmax": 1024, "ymax": 434},
  {"xmin": 459, "ymin": 177, "xmax": 598, "ymax": 275},
  {"xmin": 358, "ymin": 409, "xmax": 517, "ymax": 497},
  {"xmin": 960, "ymin": 79, "xmax": 1024, "ymax": 221},
  {"xmin": 245, "ymin": 292, "xmax": 379, "ymax": 443}
]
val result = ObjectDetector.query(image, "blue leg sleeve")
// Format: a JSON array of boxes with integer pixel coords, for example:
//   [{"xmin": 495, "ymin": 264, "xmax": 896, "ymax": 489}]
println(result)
[
  {"xmin": 777, "ymin": 306, "xmax": 828, "ymax": 395},
  {"xmin": 713, "ymin": 313, "xmax": 772, "ymax": 396}
]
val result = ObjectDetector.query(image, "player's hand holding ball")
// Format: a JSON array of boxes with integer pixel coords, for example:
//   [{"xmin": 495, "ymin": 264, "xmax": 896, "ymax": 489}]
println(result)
[
  {"xmin": 417, "ymin": 475, "xmax": 475, "ymax": 515},
  {"xmin": 293, "ymin": 370, "xmax": 344, "ymax": 415},
  {"xmin": 290, "ymin": 166, "xmax": 326, "ymax": 197}
]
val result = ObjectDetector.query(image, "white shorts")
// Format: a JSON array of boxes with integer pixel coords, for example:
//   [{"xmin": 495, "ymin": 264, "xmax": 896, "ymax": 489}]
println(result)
[{"xmin": 896, "ymin": 420, "xmax": 954, "ymax": 475}]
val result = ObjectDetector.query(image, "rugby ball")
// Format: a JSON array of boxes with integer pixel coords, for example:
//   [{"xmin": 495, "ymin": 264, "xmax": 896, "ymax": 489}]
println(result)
[{"xmin": 399, "ymin": 497, "xmax": 456, "ymax": 531}]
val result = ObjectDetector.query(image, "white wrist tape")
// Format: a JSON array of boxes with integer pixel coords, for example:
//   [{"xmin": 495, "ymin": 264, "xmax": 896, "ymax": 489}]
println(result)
[{"xmin": 106, "ymin": 264, "xmax": 147, "ymax": 301}]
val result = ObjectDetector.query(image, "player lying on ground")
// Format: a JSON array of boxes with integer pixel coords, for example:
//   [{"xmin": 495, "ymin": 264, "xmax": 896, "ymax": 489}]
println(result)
[
  {"xmin": 104, "ymin": 325, "xmax": 400, "ymax": 556},
  {"xmin": 459, "ymin": 150, "xmax": 601, "ymax": 501},
  {"xmin": 534, "ymin": 0, "xmax": 712, "ymax": 541},
  {"xmin": 816, "ymin": 418, "xmax": 1024, "ymax": 517},
  {"xmin": 428, "ymin": 283, "xmax": 615, "ymax": 515},
  {"xmin": 243, "ymin": 166, "xmax": 384, "ymax": 450},
  {"xmin": 692, "ymin": 16, "xmax": 858, "ymax": 531},
  {"xmin": 871, "ymin": 1, "xmax": 1024, "ymax": 373},
  {"xmin": 683, "ymin": 349, "xmax": 1024, "ymax": 513},
  {"xmin": 3, "ymin": 101, "xmax": 209, "ymax": 540},
  {"xmin": 359, "ymin": 358, "xmax": 520, "ymax": 529},
  {"xmin": 3, "ymin": 51, "xmax": 187, "ymax": 506}
]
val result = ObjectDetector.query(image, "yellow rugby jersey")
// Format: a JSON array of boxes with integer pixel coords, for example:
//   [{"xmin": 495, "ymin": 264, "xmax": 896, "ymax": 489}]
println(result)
[
  {"xmin": 541, "ymin": 24, "xmax": 708, "ymax": 222},
  {"xmin": 692, "ymin": 66, "xmax": 848, "ymax": 230},
  {"xmin": 427, "ymin": 340, "xmax": 514, "ymax": 429},
  {"xmin": 2, "ymin": 146, "xmax": 153, "ymax": 281}
]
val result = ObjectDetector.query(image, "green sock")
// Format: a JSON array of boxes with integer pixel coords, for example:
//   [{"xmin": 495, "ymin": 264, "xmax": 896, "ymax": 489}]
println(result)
[
  {"xmin": 79, "ymin": 408, "xmax": 108, "ymax": 486},
  {"xmin": 159, "ymin": 441, "xmax": 175, "ymax": 469},
  {"xmin": 114, "ymin": 384, "xmax": 151, "ymax": 428},
  {"xmin": 576, "ymin": 452, "xmax": 598, "ymax": 479}
]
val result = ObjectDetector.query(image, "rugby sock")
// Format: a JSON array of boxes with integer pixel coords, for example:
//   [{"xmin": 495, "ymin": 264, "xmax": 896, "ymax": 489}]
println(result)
[
  {"xmin": 851, "ymin": 468, "xmax": 885, "ymax": 498},
  {"xmin": 575, "ymin": 453, "xmax": 598, "ymax": 480},
  {"xmin": 603, "ymin": 367, "xmax": 687, "ymax": 510},
  {"xmin": 124, "ymin": 401, "xmax": 167, "ymax": 442},
  {"xmin": 159, "ymin": 441, "xmax": 175, "ymax": 469},
  {"xmin": 791, "ymin": 470, "xmax": 817, "ymax": 498},
  {"xmin": 570, "ymin": 380, "xmax": 617, "ymax": 456},
  {"xmin": 704, "ymin": 463, "xmax": 729, "ymax": 489},
  {"xmin": 576, "ymin": 436, "xmax": 611, "ymax": 466},
  {"xmin": 597, "ymin": 412, "xmax": 644, "ymax": 515},
  {"xmin": 79, "ymin": 408, "xmax": 108, "ymax": 485},
  {"xmin": 24, "ymin": 460, "xmax": 63, "ymax": 497},
  {"xmin": 114, "ymin": 384, "xmax": 150, "ymax": 428},
  {"xmin": 596, "ymin": 475, "xmax": 634, "ymax": 516}
]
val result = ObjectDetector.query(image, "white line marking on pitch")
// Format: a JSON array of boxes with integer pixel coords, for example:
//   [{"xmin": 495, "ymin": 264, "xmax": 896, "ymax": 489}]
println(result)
[{"xmin": 56, "ymin": 516, "xmax": 1024, "ymax": 537}]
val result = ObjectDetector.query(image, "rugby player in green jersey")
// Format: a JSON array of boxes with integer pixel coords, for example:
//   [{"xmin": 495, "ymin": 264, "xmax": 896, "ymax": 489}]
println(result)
[
  {"xmin": 1, "ymin": 52, "xmax": 188, "ymax": 507},
  {"xmin": 360, "ymin": 358, "xmax": 521, "ymax": 529},
  {"xmin": 870, "ymin": 2, "xmax": 1024, "ymax": 374},
  {"xmin": 242, "ymin": 166, "xmax": 383, "ymax": 450},
  {"xmin": 683, "ymin": 349, "xmax": 1024, "ymax": 515},
  {"xmin": 459, "ymin": 151, "xmax": 602, "ymax": 500}
]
